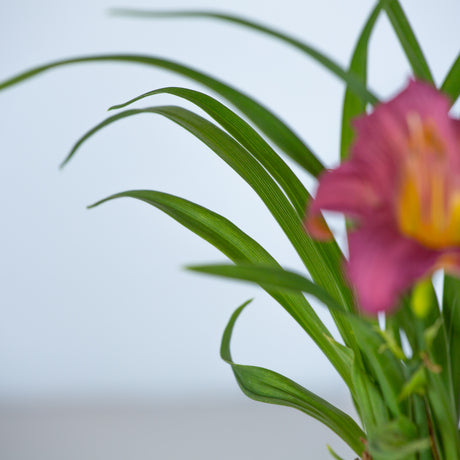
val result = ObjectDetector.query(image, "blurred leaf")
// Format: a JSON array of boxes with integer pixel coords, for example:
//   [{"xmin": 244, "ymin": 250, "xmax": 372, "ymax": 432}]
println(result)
[
  {"xmin": 188, "ymin": 262, "xmax": 406, "ymax": 417},
  {"xmin": 392, "ymin": 297, "xmax": 418, "ymax": 355},
  {"xmin": 351, "ymin": 357, "xmax": 389, "ymax": 431},
  {"xmin": 220, "ymin": 300, "xmax": 366, "ymax": 455},
  {"xmin": 376, "ymin": 328, "xmax": 405, "ymax": 361},
  {"xmin": 398, "ymin": 366, "xmax": 427, "ymax": 402},
  {"xmin": 441, "ymin": 52, "xmax": 460, "ymax": 105},
  {"xmin": 109, "ymin": 86, "xmax": 310, "ymax": 217},
  {"xmin": 340, "ymin": 2, "xmax": 383, "ymax": 160},
  {"xmin": 0, "ymin": 54, "xmax": 322, "ymax": 176},
  {"xmin": 423, "ymin": 318, "xmax": 443, "ymax": 349},
  {"xmin": 398, "ymin": 288, "xmax": 459, "ymax": 457},
  {"xmin": 424, "ymin": 370, "xmax": 460, "ymax": 459},
  {"xmin": 412, "ymin": 281, "xmax": 454, "ymax": 417},
  {"xmin": 382, "ymin": 0, "xmax": 434, "ymax": 83},
  {"xmin": 442, "ymin": 275, "xmax": 460, "ymax": 419},
  {"xmin": 89, "ymin": 190, "xmax": 354, "ymax": 387},
  {"xmin": 349, "ymin": 318, "xmax": 405, "ymax": 418},
  {"xmin": 367, "ymin": 415, "xmax": 430, "ymax": 459},
  {"xmin": 412, "ymin": 297, "xmax": 460, "ymax": 459},
  {"xmin": 411, "ymin": 395, "xmax": 434, "ymax": 460},
  {"xmin": 110, "ymin": 8, "xmax": 379, "ymax": 106},
  {"xmin": 326, "ymin": 445, "xmax": 345, "ymax": 460}
]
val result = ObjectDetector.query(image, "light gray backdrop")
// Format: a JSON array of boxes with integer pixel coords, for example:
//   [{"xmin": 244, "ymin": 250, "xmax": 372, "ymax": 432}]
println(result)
[{"xmin": 0, "ymin": 0, "xmax": 458, "ymax": 405}]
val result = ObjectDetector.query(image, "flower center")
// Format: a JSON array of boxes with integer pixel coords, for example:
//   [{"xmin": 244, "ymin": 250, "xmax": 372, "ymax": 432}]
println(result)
[{"xmin": 397, "ymin": 113, "xmax": 460, "ymax": 249}]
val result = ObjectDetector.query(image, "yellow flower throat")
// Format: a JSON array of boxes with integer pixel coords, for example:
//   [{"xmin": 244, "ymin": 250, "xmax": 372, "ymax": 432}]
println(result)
[{"xmin": 397, "ymin": 113, "xmax": 460, "ymax": 249}]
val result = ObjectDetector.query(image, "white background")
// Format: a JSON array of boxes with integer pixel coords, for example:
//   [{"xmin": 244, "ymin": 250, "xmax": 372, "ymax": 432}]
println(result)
[{"xmin": 0, "ymin": 0, "xmax": 459, "ymax": 406}]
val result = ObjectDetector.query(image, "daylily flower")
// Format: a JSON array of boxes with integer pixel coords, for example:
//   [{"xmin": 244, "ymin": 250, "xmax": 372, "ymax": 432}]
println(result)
[{"xmin": 306, "ymin": 80, "xmax": 460, "ymax": 313}]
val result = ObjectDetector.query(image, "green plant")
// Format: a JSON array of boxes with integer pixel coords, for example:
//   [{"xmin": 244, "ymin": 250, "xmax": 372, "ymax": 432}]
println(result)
[{"xmin": 2, "ymin": 2, "xmax": 460, "ymax": 459}]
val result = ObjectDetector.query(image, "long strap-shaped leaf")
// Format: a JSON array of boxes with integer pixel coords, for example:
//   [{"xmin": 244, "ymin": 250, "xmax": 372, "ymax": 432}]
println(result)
[
  {"xmin": 188, "ymin": 263, "xmax": 346, "ymax": 312},
  {"xmin": 441, "ymin": 52, "xmax": 460, "ymax": 104},
  {"xmin": 188, "ymin": 263, "xmax": 407, "ymax": 418},
  {"xmin": 340, "ymin": 2, "xmax": 383, "ymax": 160},
  {"xmin": 220, "ymin": 300, "xmax": 365, "ymax": 455},
  {"xmin": 411, "ymin": 314, "xmax": 460, "ymax": 459},
  {"xmin": 381, "ymin": 0, "xmax": 434, "ymax": 83},
  {"xmin": 65, "ymin": 104, "xmax": 359, "ymax": 349},
  {"xmin": 0, "ymin": 54, "xmax": 323, "ymax": 176},
  {"xmin": 88, "ymin": 190, "xmax": 353, "ymax": 387},
  {"xmin": 62, "ymin": 105, "xmax": 351, "ymax": 308},
  {"xmin": 351, "ymin": 357, "xmax": 389, "ymax": 431},
  {"xmin": 110, "ymin": 8, "xmax": 379, "ymax": 106},
  {"xmin": 443, "ymin": 275, "xmax": 460, "ymax": 420},
  {"xmin": 109, "ymin": 86, "xmax": 309, "ymax": 217}
]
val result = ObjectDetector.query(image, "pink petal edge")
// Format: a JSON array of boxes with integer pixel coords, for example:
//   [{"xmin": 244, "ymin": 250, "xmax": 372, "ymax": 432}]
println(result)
[{"xmin": 346, "ymin": 223, "xmax": 440, "ymax": 313}]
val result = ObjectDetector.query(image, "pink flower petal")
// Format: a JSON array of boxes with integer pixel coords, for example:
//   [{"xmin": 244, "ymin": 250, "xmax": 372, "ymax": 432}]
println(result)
[
  {"xmin": 351, "ymin": 80, "xmax": 460, "ymax": 195},
  {"xmin": 346, "ymin": 221, "xmax": 440, "ymax": 313},
  {"xmin": 305, "ymin": 80, "xmax": 460, "ymax": 313},
  {"xmin": 305, "ymin": 162, "xmax": 382, "ymax": 237}
]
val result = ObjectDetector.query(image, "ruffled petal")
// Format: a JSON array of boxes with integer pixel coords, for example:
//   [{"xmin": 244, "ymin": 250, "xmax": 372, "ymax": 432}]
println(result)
[
  {"xmin": 351, "ymin": 80, "xmax": 460, "ymax": 195},
  {"xmin": 305, "ymin": 79, "xmax": 460, "ymax": 313},
  {"xmin": 353, "ymin": 81, "xmax": 453, "ymax": 158},
  {"xmin": 346, "ymin": 222, "xmax": 440, "ymax": 313}
]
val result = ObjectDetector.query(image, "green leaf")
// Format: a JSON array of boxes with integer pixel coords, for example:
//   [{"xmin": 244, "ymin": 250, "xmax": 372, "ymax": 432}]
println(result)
[
  {"xmin": 411, "ymin": 298, "xmax": 460, "ymax": 459},
  {"xmin": 187, "ymin": 263, "xmax": 345, "ymax": 312},
  {"xmin": 392, "ymin": 297, "xmax": 418, "ymax": 355},
  {"xmin": 441, "ymin": 52, "xmax": 460, "ymax": 104},
  {"xmin": 397, "ymin": 288, "xmax": 459, "ymax": 458},
  {"xmin": 412, "ymin": 280, "xmax": 456, "ymax": 421},
  {"xmin": 425, "ymin": 371, "xmax": 460, "ymax": 459},
  {"xmin": 351, "ymin": 357, "xmax": 389, "ymax": 431},
  {"xmin": 398, "ymin": 366, "xmax": 427, "ymax": 402},
  {"xmin": 220, "ymin": 300, "xmax": 366, "ymax": 455},
  {"xmin": 110, "ymin": 8, "xmax": 379, "ymax": 106},
  {"xmin": 88, "ymin": 190, "xmax": 354, "ymax": 388},
  {"xmin": 381, "ymin": 0, "xmax": 434, "ymax": 83},
  {"xmin": 0, "ymin": 54, "xmax": 322, "ymax": 176},
  {"xmin": 411, "ymin": 395, "xmax": 434, "ymax": 460},
  {"xmin": 109, "ymin": 86, "xmax": 310, "ymax": 218},
  {"xmin": 324, "ymin": 335, "xmax": 394, "ymax": 441},
  {"xmin": 63, "ymin": 105, "xmax": 332, "ymax": 289},
  {"xmin": 367, "ymin": 415, "xmax": 431, "ymax": 459},
  {"xmin": 326, "ymin": 445, "xmax": 345, "ymax": 460},
  {"xmin": 187, "ymin": 262, "xmax": 406, "ymax": 418},
  {"xmin": 68, "ymin": 104, "xmax": 359, "ymax": 343},
  {"xmin": 340, "ymin": 2, "xmax": 383, "ymax": 160},
  {"xmin": 351, "ymin": 317, "xmax": 405, "ymax": 418},
  {"xmin": 442, "ymin": 275, "xmax": 460, "ymax": 419}
]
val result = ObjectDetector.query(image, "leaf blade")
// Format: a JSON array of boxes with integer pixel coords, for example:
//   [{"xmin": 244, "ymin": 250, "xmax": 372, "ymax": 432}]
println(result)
[
  {"xmin": 62, "ymin": 99, "xmax": 361, "ymax": 369},
  {"xmin": 188, "ymin": 262, "xmax": 406, "ymax": 418},
  {"xmin": 340, "ymin": 2, "xmax": 383, "ymax": 160},
  {"xmin": 441, "ymin": 52, "xmax": 460, "ymax": 104},
  {"xmin": 89, "ymin": 190, "xmax": 353, "ymax": 387},
  {"xmin": 187, "ymin": 263, "xmax": 345, "ymax": 312},
  {"xmin": 109, "ymin": 86, "xmax": 311, "ymax": 217},
  {"xmin": 69, "ymin": 104, "xmax": 354, "ymax": 314},
  {"xmin": 442, "ymin": 275, "xmax": 460, "ymax": 419},
  {"xmin": 110, "ymin": 8, "xmax": 379, "ymax": 105},
  {"xmin": 382, "ymin": 0, "xmax": 434, "ymax": 83},
  {"xmin": 0, "ymin": 54, "xmax": 322, "ymax": 176},
  {"xmin": 220, "ymin": 301, "xmax": 366, "ymax": 455}
]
